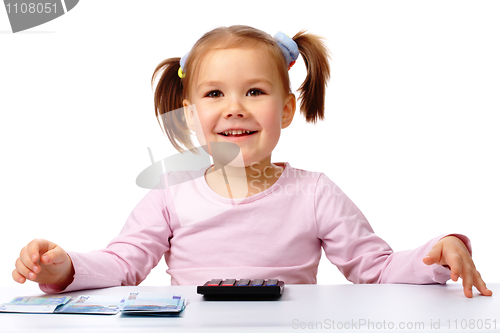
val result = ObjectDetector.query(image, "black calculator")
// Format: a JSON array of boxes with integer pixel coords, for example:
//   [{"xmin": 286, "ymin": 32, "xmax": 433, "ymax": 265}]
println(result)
[{"xmin": 197, "ymin": 279, "xmax": 285, "ymax": 300}]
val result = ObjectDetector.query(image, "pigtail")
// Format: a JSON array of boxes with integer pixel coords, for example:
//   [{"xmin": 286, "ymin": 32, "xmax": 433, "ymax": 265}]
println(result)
[
  {"xmin": 151, "ymin": 58, "xmax": 196, "ymax": 153},
  {"xmin": 293, "ymin": 31, "xmax": 331, "ymax": 123}
]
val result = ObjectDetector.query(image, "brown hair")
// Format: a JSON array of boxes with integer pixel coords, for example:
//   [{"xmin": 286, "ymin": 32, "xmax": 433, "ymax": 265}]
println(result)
[{"xmin": 151, "ymin": 25, "xmax": 330, "ymax": 153}]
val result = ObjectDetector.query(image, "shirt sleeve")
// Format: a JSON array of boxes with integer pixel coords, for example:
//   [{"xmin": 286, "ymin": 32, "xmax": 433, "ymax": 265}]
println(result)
[
  {"xmin": 40, "ymin": 182, "xmax": 172, "ymax": 293},
  {"xmin": 314, "ymin": 173, "xmax": 472, "ymax": 285}
]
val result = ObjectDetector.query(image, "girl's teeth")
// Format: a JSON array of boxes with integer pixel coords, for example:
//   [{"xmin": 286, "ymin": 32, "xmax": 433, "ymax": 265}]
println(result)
[{"xmin": 222, "ymin": 130, "xmax": 254, "ymax": 135}]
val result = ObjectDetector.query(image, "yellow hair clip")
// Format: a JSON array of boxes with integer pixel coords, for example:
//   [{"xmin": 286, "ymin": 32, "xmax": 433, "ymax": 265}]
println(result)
[{"xmin": 178, "ymin": 67, "xmax": 186, "ymax": 79}]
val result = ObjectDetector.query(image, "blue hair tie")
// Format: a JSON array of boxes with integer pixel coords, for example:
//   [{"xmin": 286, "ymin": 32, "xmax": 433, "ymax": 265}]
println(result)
[
  {"xmin": 274, "ymin": 31, "xmax": 299, "ymax": 69},
  {"xmin": 178, "ymin": 52, "xmax": 189, "ymax": 78}
]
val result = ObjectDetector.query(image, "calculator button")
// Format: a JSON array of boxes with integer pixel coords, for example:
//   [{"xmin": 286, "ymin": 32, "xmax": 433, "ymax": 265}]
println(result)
[
  {"xmin": 207, "ymin": 279, "xmax": 222, "ymax": 286},
  {"xmin": 236, "ymin": 279, "xmax": 250, "ymax": 286},
  {"xmin": 251, "ymin": 279, "xmax": 264, "ymax": 286},
  {"xmin": 265, "ymin": 279, "xmax": 278, "ymax": 286},
  {"xmin": 221, "ymin": 279, "xmax": 236, "ymax": 286}
]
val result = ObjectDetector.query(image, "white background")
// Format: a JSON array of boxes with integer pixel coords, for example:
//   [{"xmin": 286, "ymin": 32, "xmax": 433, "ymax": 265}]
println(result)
[{"xmin": 0, "ymin": 0, "xmax": 498, "ymax": 289}]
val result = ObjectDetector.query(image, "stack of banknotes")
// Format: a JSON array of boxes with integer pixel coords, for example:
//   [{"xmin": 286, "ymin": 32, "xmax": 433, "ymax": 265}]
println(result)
[{"xmin": 0, "ymin": 292, "xmax": 186, "ymax": 316}]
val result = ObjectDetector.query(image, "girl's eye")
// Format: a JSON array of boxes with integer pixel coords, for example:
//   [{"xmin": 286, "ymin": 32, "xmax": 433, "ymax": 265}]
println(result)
[
  {"xmin": 247, "ymin": 88, "xmax": 264, "ymax": 97},
  {"xmin": 206, "ymin": 90, "xmax": 223, "ymax": 98}
]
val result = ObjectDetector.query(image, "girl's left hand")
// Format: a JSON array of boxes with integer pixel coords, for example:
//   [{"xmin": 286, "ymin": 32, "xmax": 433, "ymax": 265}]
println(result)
[{"xmin": 423, "ymin": 236, "xmax": 493, "ymax": 298}]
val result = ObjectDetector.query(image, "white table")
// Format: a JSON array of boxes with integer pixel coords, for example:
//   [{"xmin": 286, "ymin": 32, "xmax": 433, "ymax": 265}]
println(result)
[{"xmin": 0, "ymin": 283, "xmax": 498, "ymax": 333}]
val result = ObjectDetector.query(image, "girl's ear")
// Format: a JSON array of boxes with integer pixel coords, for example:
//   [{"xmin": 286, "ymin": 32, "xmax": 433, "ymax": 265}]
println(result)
[
  {"xmin": 183, "ymin": 99, "xmax": 195, "ymax": 132},
  {"xmin": 281, "ymin": 93, "xmax": 296, "ymax": 129}
]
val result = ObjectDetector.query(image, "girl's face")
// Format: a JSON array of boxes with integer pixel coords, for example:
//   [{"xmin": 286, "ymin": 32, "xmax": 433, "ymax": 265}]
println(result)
[{"xmin": 183, "ymin": 46, "xmax": 295, "ymax": 168}]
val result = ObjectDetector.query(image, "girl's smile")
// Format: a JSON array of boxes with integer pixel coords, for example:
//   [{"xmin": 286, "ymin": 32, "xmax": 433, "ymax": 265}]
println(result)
[{"xmin": 217, "ymin": 129, "xmax": 258, "ymax": 141}]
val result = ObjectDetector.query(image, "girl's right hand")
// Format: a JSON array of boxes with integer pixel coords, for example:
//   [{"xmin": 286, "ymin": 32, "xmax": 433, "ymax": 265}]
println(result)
[{"xmin": 12, "ymin": 239, "xmax": 75, "ymax": 289}]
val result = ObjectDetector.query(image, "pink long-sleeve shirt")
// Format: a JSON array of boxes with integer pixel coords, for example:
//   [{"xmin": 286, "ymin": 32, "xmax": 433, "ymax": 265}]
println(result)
[{"xmin": 40, "ymin": 162, "xmax": 470, "ymax": 293}]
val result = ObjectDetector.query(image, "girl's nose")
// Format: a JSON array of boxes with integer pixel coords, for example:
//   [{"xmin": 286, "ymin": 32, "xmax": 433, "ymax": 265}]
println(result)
[{"xmin": 223, "ymin": 97, "xmax": 248, "ymax": 118}]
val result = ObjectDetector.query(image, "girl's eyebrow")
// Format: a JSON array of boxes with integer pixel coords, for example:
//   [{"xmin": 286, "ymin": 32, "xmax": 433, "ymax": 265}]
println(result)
[
  {"xmin": 197, "ymin": 81, "xmax": 223, "ymax": 91},
  {"xmin": 245, "ymin": 78, "xmax": 273, "ymax": 86},
  {"xmin": 197, "ymin": 78, "xmax": 273, "ymax": 91}
]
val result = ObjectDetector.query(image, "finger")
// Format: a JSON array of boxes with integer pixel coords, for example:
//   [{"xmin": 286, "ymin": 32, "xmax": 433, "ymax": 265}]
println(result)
[
  {"xmin": 15, "ymin": 257, "xmax": 36, "ymax": 281},
  {"xmin": 26, "ymin": 239, "xmax": 44, "ymax": 263},
  {"xmin": 461, "ymin": 265, "xmax": 474, "ymax": 298},
  {"xmin": 19, "ymin": 245, "xmax": 37, "ymax": 272},
  {"xmin": 41, "ymin": 246, "xmax": 65, "ymax": 265},
  {"xmin": 423, "ymin": 242, "xmax": 443, "ymax": 265},
  {"xmin": 473, "ymin": 271, "xmax": 493, "ymax": 297},
  {"xmin": 463, "ymin": 281, "xmax": 473, "ymax": 298},
  {"xmin": 422, "ymin": 256, "xmax": 437, "ymax": 265},
  {"xmin": 446, "ymin": 253, "xmax": 462, "ymax": 282},
  {"xmin": 12, "ymin": 268, "xmax": 26, "ymax": 284}
]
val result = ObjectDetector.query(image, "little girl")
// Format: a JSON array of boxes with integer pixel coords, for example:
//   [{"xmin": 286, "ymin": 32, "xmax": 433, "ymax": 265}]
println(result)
[{"xmin": 13, "ymin": 25, "xmax": 491, "ymax": 298}]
